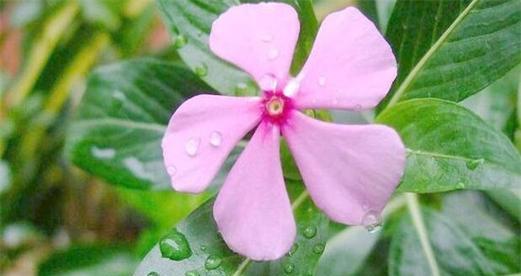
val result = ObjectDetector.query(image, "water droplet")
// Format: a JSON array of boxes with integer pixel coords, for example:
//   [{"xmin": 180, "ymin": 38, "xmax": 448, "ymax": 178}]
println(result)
[
  {"xmin": 362, "ymin": 211, "xmax": 382, "ymax": 233},
  {"xmin": 209, "ymin": 131, "xmax": 222, "ymax": 147},
  {"xmin": 159, "ymin": 229, "xmax": 192, "ymax": 261},
  {"xmin": 235, "ymin": 82, "xmax": 249, "ymax": 95},
  {"xmin": 303, "ymin": 226, "xmax": 317, "ymax": 239},
  {"xmin": 268, "ymin": 48, "xmax": 279, "ymax": 60},
  {"xmin": 283, "ymin": 263, "xmax": 295, "ymax": 274},
  {"xmin": 185, "ymin": 138, "xmax": 200, "ymax": 157},
  {"xmin": 318, "ymin": 76, "xmax": 326, "ymax": 87},
  {"xmin": 195, "ymin": 64, "xmax": 208, "ymax": 77},
  {"xmin": 287, "ymin": 243, "xmax": 299, "ymax": 256},
  {"xmin": 260, "ymin": 34, "xmax": 273, "ymax": 43},
  {"xmin": 466, "ymin": 159, "xmax": 483, "ymax": 170},
  {"xmin": 166, "ymin": 166, "xmax": 177, "ymax": 176},
  {"xmin": 204, "ymin": 255, "xmax": 222, "ymax": 270},
  {"xmin": 457, "ymin": 182, "xmax": 465, "ymax": 189},
  {"xmin": 147, "ymin": 272, "xmax": 160, "ymax": 276},
  {"xmin": 200, "ymin": 245, "xmax": 207, "ymax": 251},
  {"xmin": 313, "ymin": 243, "xmax": 325, "ymax": 254},
  {"xmin": 259, "ymin": 74, "xmax": 278, "ymax": 91},
  {"xmin": 185, "ymin": 271, "xmax": 200, "ymax": 276},
  {"xmin": 173, "ymin": 34, "xmax": 187, "ymax": 49},
  {"xmin": 91, "ymin": 146, "xmax": 116, "ymax": 160}
]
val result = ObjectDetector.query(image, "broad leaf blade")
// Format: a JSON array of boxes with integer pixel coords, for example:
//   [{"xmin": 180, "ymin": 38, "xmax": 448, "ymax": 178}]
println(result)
[
  {"xmin": 66, "ymin": 58, "xmax": 211, "ymax": 190},
  {"xmin": 377, "ymin": 99, "xmax": 521, "ymax": 192},
  {"xmin": 389, "ymin": 193, "xmax": 520, "ymax": 275},
  {"xmin": 382, "ymin": 0, "xmax": 521, "ymax": 107},
  {"xmin": 157, "ymin": 0, "xmax": 318, "ymax": 95}
]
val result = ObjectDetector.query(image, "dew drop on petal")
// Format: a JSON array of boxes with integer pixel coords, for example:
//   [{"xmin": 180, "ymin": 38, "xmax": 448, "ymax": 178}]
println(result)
[
  {"xmin": 209, "ymin": 131, "xmax": 222, "ymax": 147},
  {"xmin": 166, "ymin": 166, "xmax": 177, "ymax": 176},
  {"xmin": 303, "ymin": 226, "xmax": 317, "ymax": 239},
  {"xmin": 268, "ymin": 48, "xmax": 279, "ymax": 60},
  {"xmin": 318, "ymin": 76, "xmax": 326, "ymax": 87},
  {"xmin": 283, "ymin": 263, "xmax": 295, "ymax": 274},
  {"xmin": 159, "ymin": 230, "xmax": 192, "ymax": 260},
  {"xmin": 259, "ymin": 74, "xmax": 278, "ymax": 91},
  {"xmin": 204, "ymin": 255, "xmax": 222, "ymax": 270},
  {"xmin": 185, "ymin": 138, "xmax": 200, "ymax": 157},
  {"xmin": 362, "ymin": 210, "xmax": 382, "ymax": 233}
]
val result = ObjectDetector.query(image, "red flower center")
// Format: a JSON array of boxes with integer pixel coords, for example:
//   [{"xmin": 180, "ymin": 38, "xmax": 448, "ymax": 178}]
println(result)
[{"xmin": 261, "ymin": 90, "xmax": 293, "ymax": 125}]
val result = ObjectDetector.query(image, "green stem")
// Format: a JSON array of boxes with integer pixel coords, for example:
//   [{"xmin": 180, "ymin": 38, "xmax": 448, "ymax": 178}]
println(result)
[{"xmin": 405, "ymin": 193, "xmax": 440, "ymax": 276}]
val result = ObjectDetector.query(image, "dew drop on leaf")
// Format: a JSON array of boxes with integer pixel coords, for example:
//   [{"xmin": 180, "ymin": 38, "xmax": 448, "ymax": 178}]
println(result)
[
  {"xmin": 147, "ymin": 272, "xmax": 160, "ymax": 276},
  {"xmin": 283, "ymin": 263, "xmax": 295, "ymax": 274},
  {"xmin": 235, "ymin": 82, "xmax": 249, "ymax": 95},
  {"xmin": 362, "ymin": 210, "xmax": 382, "ymax": 233},
  {"xmin": 313, "ymin": 243, "xmax": 325, "ymax": 254},
  {"xmin": 287, "ymin": 243, "xmax": 299, "ymax": 256},
  {"xmin": 185, "ymin": 138, "xmax": 200, "ymax": 157},
  {"xmin": 173, "ymin": 34, "xmax": 187, "ymax": 49},
  {"xmin": 185, "ymin": 271, "xmax": 200, "ymax": 276},
  {"xmin": 195, "ymin": 64, "xmax": 208, "ymax": 77},
  {"xmin": 204, "ymin": 255, "xmax": 222, "ymax": 270},
  {"xmin": 209, "ymin": 131, "xmax": 222, "ymax": 147},
  {"xmin": 465, "ymin": 158, "xmax": 483, "ymax": 170},
  {"xmin": 200, "ymin": 245, "xmax": 207, "ymax": 252},
  {"xmin": 303, "ymin": 226, "xmax": 317, "ymax": 239},
  {"xmin": 159, "ymin": 229, "xmax": 192, "ymax": 261}
]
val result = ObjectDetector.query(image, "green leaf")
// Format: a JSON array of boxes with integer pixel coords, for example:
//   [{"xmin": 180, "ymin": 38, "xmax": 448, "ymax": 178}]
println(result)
[
  {"xmin": 38, "ymin": 245, "xmax": 137, "ymax": 276},
  {"xmin": 389, "ymin": 192, "xmax": 520, "ymax": 275},
  {"xmin": 65, "ymin": 58, "xmax": 211, "ymax": 190},
  {"xmin": 156, "ymin": 0, "xmax": 318, "ymax": 95},
  {"xmin": 376, "ymin": 98, "xmax": 521, "ymax": 192},
  {"xmin": 382, "ymin": 0, "xmax": 521, "ymax": 108},
  {"xmin": 316, "ymin": 227, "xmax": 380, "ymax": 276},
  {"xmin": 134, "ymin": 181, "xmax": 329, "ymax": 275}
]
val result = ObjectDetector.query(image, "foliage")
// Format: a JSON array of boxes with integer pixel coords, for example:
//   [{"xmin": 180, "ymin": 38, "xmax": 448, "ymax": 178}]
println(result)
[{"xmin": 0, "ymin": 0, "xmax": 519, "ymax": 275}]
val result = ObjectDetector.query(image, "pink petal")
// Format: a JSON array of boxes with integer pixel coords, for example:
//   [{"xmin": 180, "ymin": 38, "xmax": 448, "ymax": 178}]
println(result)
[
  {"xmin": 294, "ymin": 7, "xmax": 397, "ymax": 110},
  {"xmin": 209, "ymin": 3, "xmax": 300, "ymax": 89},
  {"xmin": 214, "ymin": 123, "xmax": 296, "ymax": 260},
  {"xmin": 283, "ymin": 112, "xmax": 405, "ymax": 225},
  {"xmin": 162, "ymin": 95, "xmax": 261, "ymax": 193}
]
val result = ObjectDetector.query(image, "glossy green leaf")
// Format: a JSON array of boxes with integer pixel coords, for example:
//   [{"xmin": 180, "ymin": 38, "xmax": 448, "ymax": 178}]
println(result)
[
  {"xmin": 389, "ymin": 192, "xmax": 520, "ymax": 275},
  {"xmin": 381, "ymin": 0, "xmax": 521, "ymax": 108},
  {"xmin": 377, "ymin": 98, "xmax": 521, "ymax": 192},
  {"xmin": 316, "ymin": 227, "xmax": 380, "ymax": 276},
  {"xmin": 156, "ymin": 0, "xmax": 318, "ymax": 95},
  {"xmin": 66, "ymin": 58, "xmax": 211, "ymax": 190},
  {"xmin": 134, "ymin": 181, "xmax": 329, "ymax": 275},
  {"xmin": 38, "ymin": 245, "xmax": 138, "ymax": 276}
]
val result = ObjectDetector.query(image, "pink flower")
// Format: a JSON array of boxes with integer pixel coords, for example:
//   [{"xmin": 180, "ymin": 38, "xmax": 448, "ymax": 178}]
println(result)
[{"xmin": 162, "ymin": 3, "xmax": 405, "ymax": 260}]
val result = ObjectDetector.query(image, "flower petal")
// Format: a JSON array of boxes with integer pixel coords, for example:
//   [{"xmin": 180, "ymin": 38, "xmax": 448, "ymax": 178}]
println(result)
[
  {"xmin": 162, "ymin": 95, "xmax": 261, "ymax": 193},
  {"xmin": 283, "ymin": 112, "xmax": 405, "ymax": 225},
  {"xmin": 294, "ymin": 7, "xmax": 397, "ymax": 110},
  {"xmin": 214, "ymin": 123, "xmax": 296, "ymax": 260},
  {"xmin": 209, "ymin": 3, "xmax": 300, "ymax": 89}
]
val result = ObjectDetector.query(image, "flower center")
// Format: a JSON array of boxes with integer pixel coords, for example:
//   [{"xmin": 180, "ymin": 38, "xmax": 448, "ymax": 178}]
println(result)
[
  {"xmin": 261, "ymin": 91, "xmax": 293, "ymax": 125},
  {"xmin": 266, "ymin": 97, "xmax": 284, "ymax": 116}
]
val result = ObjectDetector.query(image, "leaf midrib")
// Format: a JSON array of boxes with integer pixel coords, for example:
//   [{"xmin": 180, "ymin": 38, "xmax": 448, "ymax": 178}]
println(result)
[{"xmin": 386, "ymin": 0, "xmax": 480, "ymax": 108}]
